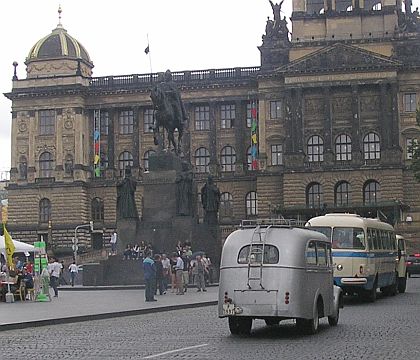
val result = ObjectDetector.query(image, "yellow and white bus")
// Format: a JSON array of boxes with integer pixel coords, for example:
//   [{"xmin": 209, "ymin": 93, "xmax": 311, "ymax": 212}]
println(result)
[{"xmin": 306, "ymin": 213, "xmax": 398, "ymax": 302}]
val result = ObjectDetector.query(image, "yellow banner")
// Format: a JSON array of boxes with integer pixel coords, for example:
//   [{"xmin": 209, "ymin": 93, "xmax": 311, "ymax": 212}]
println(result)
[{"xmin": 3, "ymin": 224, "xmax": 15, "ymax": 267}]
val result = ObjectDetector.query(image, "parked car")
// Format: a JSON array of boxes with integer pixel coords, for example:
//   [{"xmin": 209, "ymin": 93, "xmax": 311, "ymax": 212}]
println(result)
[{"xmin": 407, "ymin": 254, "xmax": 420, "ymax": 277}]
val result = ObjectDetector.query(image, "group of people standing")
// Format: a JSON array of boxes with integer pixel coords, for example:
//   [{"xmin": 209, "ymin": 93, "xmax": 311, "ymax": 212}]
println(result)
[{"xmin": 143, "ymin": 242, "xmax": 212, "ymax": 302}]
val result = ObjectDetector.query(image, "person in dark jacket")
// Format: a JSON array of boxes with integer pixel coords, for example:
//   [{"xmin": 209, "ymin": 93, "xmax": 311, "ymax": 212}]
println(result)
[
  {"xmin": 143, "ymin": 252, "xmax": 157, "ymax": 301},
  {"xmin": 154, "ymin": 254, "xmax": 165, "ymax": 295}
]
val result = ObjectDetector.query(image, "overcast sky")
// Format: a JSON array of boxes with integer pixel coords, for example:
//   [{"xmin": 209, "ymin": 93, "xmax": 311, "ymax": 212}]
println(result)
[{"xmin": 0, "ymin": 0, "xmax": 418, "ymax": 174}]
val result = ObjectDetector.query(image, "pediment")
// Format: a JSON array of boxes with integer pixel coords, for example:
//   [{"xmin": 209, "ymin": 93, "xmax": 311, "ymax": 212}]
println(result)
[{"xmin": 278, "ymin": 43, "xmax": 401, "ymax": 75}]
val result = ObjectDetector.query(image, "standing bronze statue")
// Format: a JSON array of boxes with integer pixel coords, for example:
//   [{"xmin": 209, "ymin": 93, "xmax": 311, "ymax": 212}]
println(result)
[
  {"xmin": 151, "ymin": 70, "xmax": 188, "ymax": 154},
  {"xmin": 200, "ymin": 175, "xmax": 221, "ymax": 225},
  {"xmin": 269, "ymin": 0, "xmax": 285, "ymax": 26},
  {"xmin": 116, "ymin": 166, "xmax": 139, "ymax": 219},
  {"xmin": 176, "ymin": 161, "xmax": 193, "ymax": 216}
]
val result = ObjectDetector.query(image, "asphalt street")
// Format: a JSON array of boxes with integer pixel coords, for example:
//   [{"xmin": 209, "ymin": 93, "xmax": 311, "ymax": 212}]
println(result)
[{"xmin": 1, "ymin": 279, "xmax": 420, "ymax": 359}]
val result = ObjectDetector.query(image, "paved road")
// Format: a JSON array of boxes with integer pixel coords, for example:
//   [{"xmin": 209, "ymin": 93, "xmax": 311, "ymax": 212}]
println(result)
[{"xmin": 2, "ymin": 279, "xmax": 420, "ymax": 359}]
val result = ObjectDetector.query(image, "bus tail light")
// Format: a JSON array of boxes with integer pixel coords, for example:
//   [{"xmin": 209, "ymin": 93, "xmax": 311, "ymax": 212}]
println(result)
[
  {"xmin": 407, "ymin": 261, "xmax": 412, "ymax": 266},
  {"xmin": 285, "ymin": 292, "xmax": 290, "ymax": 304},
  {"xmin": 224, "ymin": 291, "xmax": 232, "ymax": 304}
]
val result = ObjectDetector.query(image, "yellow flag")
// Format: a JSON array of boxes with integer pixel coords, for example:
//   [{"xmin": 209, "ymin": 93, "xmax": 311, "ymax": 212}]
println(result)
[{"xmin": 3, "ymin": 224, "xmax": 15, "ymax": 267}]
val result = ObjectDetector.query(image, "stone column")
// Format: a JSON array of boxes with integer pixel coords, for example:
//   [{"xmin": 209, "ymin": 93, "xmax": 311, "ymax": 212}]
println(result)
[
  {"xmin": 132, "ymin": 106, "xmax": 140, "ymax": 170},
  {"xmin": 258, "ymin": 98, "xmax": 267, "ymax": 170},
  {"xmin": 284, "ymin": 90, "xmax": 293, "ymax": 153},
  {"xmin": 351, "ymin": 85, "xmax": 361, "ymax": 152},
  {"xmin": 208, "ymin": 102, "xmax": 218, "ymax": 176},
  {"xmin": 234, "ymin": 100, "xmax": 245, "ymax": 174},
  {"xmin": 391, "ymin": 83, "xmax": 400, "ymax": 148},
  {"xmin": 107, "ymin": 109, "xmax": 116, "ymax": 171},
  {"xmin": 379, "ymin": 83, "xmax": 391, "ymax": 149},
  {"xmin": 294, "ymin": 88, "xmax": 304, "ymax": 153},
  {"xmin": 323, "ymin": 87, "xmax": 333, "ymax": 152}
]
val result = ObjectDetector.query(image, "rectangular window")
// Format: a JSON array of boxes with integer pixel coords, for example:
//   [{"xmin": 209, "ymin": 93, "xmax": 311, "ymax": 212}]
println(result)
[
  {"xmin": 404, "ymin": 93, "xmax": 417, "ymax": 112},
  {"xmin": 144, "ymin": 108, "xmax": 154, "ymax": 133},
  {"xmin": 195, "ymin": 105, "xmax": 210, "ymax": 130},
  {"xmin": 317, "ymin": 243, "xmax": 328, "ymax": 266},
  {"xmin": 306, "ymin": 241, "xmax": 317, "ymax": 265},
  {"xmin": 220, "ymin": 104, "xmax": 235, "ymax": 129},
  {"xmin": 119, "ymin": 110, "xmax": 134, "ymax": 134},
  {"xmin": 271, "ymin": 144, "xmax": 283, "ymax": 166},
  {"xmin": 270, "ymin": 100, "xmax": 282, "ymax": 119},
  {"xmin": 332, "ymin": 227, "xmax": 365, "ymax": 250},
  {"xmin": 406, "ymin": 138, "xmax": 417, "ymax": 160},
  {"xmin": 246, "ymin": 102, "xmax": 258, "ymax": 128},
  {"xmin": 39, "ymin": 110, "xmax": 55, "ymax": 135},
  {"xmin": 100, "ymin": 111, "xmax": 109, "ymax": 136}
]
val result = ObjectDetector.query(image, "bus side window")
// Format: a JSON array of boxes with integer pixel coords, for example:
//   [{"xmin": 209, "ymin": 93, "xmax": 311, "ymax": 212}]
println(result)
[
  {"xmin": 372, "ymin": 229, "xmax": 379, "ymax": 250},
  {"xmin": 367, "ymin": 228, "xmax": 374, "ymax": 250},
  {"xmin": 306, "ymin": 241, "xmax": 317, "ymax": 266}
]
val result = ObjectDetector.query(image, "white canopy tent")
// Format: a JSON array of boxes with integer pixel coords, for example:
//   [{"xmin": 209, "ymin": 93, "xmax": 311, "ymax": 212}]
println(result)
[{"xmin": 0, "ymin": 235, "xmax": 38, "ymax": 253}]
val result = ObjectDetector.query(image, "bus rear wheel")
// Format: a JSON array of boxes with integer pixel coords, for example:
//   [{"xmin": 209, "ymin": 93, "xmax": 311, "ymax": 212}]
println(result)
[{"xmin": 228, "ymin": 317, "xmax": 252, "ymax": 335}]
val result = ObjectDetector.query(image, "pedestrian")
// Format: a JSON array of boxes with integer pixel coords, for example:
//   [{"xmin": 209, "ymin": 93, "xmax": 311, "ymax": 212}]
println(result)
[
  {"xmin": 68, "ymin": 261, "xmax": 78, "ymax": 287},
  {"xmin": 170, "ymin": 253, "xmax": 177, "ymax": 293},
  {"xmin": 161, "ymin": 253, "xmax": 171, "ymax": 291},
  {"xmin": 59, "ymin": 260, "xmax": 67, "ymax": 285},
  {"xmin": 202, "ymin": 253, "xmax": 212, "ymax": 285},
  {"xmin": 173, "ymin": 253, "xmax": 184, "ymax": 295},
  {"xmin": 123, "ymin": 245, "xmax": 132, "ymax": 260},
  {"xmin": 193, "ymin": 255, "xmax": 207, "ymax": 292},
  {"xmin": 143, "ymin": 252, "xmax": 157, "ymax": 302},
  {"xmin": 110, "ymin": 232, "xmax": 117, "ymax": 256},
  {"xmin": 181, "ymin": 250, "xmax": 190, "ymax": 293},
  {"xmin": 154, "ymin": 254, "xmax": 165, "ymax": 295},
  {"xmin": 48, "ymin": 257, "xmax": 62, "ymax": 297}
]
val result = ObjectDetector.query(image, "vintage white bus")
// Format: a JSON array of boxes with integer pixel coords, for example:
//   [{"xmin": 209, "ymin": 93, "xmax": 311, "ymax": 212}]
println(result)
[
  {"xmin": 306, "ymin": 213, "xmax": 398, "ymax": 302},
  {"xmin": 218, "ymin": 219, "xmax": 343, "ymax": 335}
]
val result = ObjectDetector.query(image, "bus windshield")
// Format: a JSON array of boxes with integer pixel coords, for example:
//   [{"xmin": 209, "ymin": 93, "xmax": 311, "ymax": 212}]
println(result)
[
  {"xmin": 309, "ymin": 227, "xmax": 331, "ymax": 239},
  {"xmin": 332, "ymin": 227, "xmax": 365, "ymax": 250}
]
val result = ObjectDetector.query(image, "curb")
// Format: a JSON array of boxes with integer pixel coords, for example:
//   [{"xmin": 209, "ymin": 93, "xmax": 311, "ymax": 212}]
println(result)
[
  {"xmin": 59, "ymin": 284, "xmax": 219, "ymax": 291},
  {"xmin": 0, "ymin": 300, "xmax": 218, "ymax": 332}
]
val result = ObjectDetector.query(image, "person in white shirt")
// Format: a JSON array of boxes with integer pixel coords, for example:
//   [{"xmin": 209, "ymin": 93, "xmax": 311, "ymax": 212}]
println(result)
[
  {"xmin": 110, "ymin": 232, "xmax": 117, "ymax": 255},
  {"xmin": 68, "ymin": 261, "xmax": 78, "ymax": 287},
  {"xmin": 161, "ymin": 254, "xmax": 171, "ymax": 291},
  {"xmin": 48, "ymin": 257, "xmax": 62, "ymax": 297}
]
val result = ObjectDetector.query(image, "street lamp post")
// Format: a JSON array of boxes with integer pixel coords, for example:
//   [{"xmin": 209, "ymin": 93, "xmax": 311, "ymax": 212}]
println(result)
[{"xmin": 73, "ymin": 221, "xmax": 94, "ymax": 263}]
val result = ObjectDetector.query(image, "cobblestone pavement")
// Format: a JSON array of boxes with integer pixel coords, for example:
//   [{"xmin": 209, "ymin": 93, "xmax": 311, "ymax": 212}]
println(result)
[{"xmin": 1, "ymin": 279, "xmax": 420, "ymax": 359}]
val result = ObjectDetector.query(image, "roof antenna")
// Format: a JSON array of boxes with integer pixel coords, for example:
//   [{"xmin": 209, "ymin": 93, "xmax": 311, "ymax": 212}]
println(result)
[{"xmin": 58, "ymin": 4, "xmax": 63, "ymax": 27}]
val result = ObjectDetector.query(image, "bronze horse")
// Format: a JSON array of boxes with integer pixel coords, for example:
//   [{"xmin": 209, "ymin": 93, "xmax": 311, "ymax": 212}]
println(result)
[{"xmin": 150, "ymin": 85, "xmax": 184, "ymax": 154}]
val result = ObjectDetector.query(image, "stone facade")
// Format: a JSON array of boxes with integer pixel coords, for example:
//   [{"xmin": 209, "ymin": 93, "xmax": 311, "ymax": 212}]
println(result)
[{"xmin": 4, "ymin": 2, "xmax": 420, "ymax": 254}]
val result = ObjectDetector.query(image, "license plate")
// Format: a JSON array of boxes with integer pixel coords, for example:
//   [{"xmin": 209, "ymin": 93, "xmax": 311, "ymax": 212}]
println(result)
[{"xmin": 222, "ymin": 303, "xmax": 236, "ymax": 315}]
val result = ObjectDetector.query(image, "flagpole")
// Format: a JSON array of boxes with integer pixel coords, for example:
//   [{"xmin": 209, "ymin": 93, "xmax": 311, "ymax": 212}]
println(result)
[{"xmin": 147, "ymin": 34, "xmax": 153, "ymax": 79}]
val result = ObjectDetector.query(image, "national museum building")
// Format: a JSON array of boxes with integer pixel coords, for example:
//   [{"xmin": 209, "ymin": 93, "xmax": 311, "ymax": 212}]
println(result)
[{"xmin": 4, "ymin": 1, "xmax": 420, "ymax": 253}]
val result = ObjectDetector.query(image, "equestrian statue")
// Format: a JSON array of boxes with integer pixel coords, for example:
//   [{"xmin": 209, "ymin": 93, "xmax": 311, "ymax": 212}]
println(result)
[{"xmin": 150, "ymin": 69, "xmax": 188, "ymax": 154}]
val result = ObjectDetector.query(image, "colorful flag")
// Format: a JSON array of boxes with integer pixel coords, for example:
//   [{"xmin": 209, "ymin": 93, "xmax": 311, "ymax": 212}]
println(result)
[{"xmin": 3, "ymin": 224, "xmax": 15, "ymax": 267}]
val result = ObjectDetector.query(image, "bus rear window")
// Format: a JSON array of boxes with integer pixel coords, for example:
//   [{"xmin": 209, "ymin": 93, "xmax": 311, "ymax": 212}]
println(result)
[
  {"xmin": 238, "ymin": 245, "xmax": 279, "ymax": 264},
  {"xmin": 332, "ymin": 227, "xmax": 365, "ymax": 250}
]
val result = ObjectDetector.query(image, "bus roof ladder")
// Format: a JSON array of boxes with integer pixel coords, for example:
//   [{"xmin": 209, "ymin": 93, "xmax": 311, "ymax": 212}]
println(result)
[{"xmin": 247, "ymin": 225, "xmax": 272, "ymax": 290}]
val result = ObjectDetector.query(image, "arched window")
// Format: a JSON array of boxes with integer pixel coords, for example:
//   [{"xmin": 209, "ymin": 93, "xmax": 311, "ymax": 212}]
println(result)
[
  {"xmin": 246, "ymin": 191, "xmax": 258, "ymax": 217},
  {"xmin": 19, "ymin": 155, "xmax": 27, "ymax": 180},
  {"xmin": 220, "ymin": 146, "xmax": 236, "ymax": 172},
  {"xmin": 143, "ymin": 150, "xmax": 156, "ymax": 172},
  {"xmin": 39, "ymin": 198, "xmax": 51, "ymax": 223},
  {"xmin": 118, "ymin": 151, "xmax": 133, "ymax": 177},
  {"xmin": 335, "ymin": 181, "xmax": 351, "ymax": 207},
  {"xmin": 220, "ymin": 192, "xmax": 234, "ymax": 218},
  {"xmin": 307, "ymin": 135, "xmax": 324, "ymax": 162},
  {"xmin": 91, "ymin": 197, "xmax": 104, "ymax": 222},
  {"xmin": 307, "ymin": 182, "xmax": 323, "ymax": 208},
  {"xmin": 246, "ymin": 146, "xmax": 253, "ymax": 171},
  {"xmin": 64, "ymin": 154, "xmax": 74, "ymax": 175},
  {"xmin": 194, "ymin": 147, "xmax": 210, "ymax": 173},
  {"xmin": 363, "ymin": 180, "xmax": 380, "ymax": 205},
  {"xmin": 39, "ymin": 152, "xmax": 54, "ymax": 178},
  {"xmin": 306, "ymin": 0, "xmax": 325, "ymax": 14},
  {"xmin": 335, "ymin": 134, "xmax": 352, "ymax": 161},
  {"xmin": 336, "ymin": 0, "xmax": 353, "ymax": 12},
  {"xmin": 372, "ymin": 2, "xmax": 382, "ymax": 10},
  {"xmin": 363, "ymin": 132, "xmax": 380, "ymax": 160}
]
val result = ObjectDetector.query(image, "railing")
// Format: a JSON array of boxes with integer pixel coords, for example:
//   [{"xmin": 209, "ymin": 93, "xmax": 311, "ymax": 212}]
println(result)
[{"xmin": 89, "ymin": 66, "xmax": 260, "ymax": 89}]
